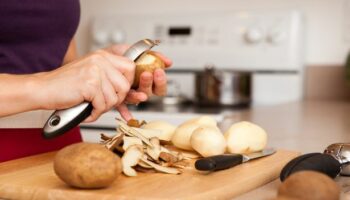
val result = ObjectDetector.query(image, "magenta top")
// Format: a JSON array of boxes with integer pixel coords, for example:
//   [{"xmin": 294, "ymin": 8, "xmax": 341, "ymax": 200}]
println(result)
[{"xmin": 0, "ymin": 0, "xmax": 82, "ymax": 162}]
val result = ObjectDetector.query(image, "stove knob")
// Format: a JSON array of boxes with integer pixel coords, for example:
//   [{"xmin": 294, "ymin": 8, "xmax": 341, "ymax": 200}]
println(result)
[
  {"xmin": 93, "ymin": 30, "xmax": 109, "ymax": 45},
  {"xmin": 267, "ymin": 29, "xmax": 286, "ymax": 44},
  {"xmin": 111, "ymin": 29, "xmax": 126, "ymax": 44},
  {"xmin": 244, "ymin": 28, "xmax": 264, "ymax": 44}
]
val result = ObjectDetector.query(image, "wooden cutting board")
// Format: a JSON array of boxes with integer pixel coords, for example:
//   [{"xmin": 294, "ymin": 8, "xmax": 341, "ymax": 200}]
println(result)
[{"xmin": 0, "ymin": 150, "xmax": 299, "ymax": 200}]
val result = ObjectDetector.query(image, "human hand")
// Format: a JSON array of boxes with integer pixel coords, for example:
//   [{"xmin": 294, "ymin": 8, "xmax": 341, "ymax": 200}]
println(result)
[
  {"xmin": 106, "ymin": 44, "xmax": 172, "ymax": 121},
  {"xmin": 36, "ymin": 48, "xmax": 135, "ymax": 122}
]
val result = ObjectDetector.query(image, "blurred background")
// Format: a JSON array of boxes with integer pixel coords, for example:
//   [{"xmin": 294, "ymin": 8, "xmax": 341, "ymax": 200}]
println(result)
[
  {"xmin": 77, "ymin": 0, "xmax": 350, "ymax": 101},
  {"xmin": 74, "ymin": 0, "xmax": 350, "ymax": 142}
]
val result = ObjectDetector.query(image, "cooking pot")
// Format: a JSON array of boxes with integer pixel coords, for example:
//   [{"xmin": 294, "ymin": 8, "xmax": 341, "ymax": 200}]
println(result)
[{"xmin": 195, "ymin": 67, "xmax": 251, "ymax": 106}]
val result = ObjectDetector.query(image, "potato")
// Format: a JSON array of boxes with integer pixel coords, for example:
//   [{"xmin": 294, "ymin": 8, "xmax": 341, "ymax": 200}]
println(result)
[
  {"xmin": 54, "ymin": 142, "xmax": 122, "ymax": 189},
  {"xmin": 142, "ymin": 120, "xmax": 176, "ymax": 141},
  {"xmin": 277, "ymin": 171, "xmax": 340, "ymax": 200},
  {"xmin": 224, "ymin": 121, "xmax": 267, "ymax": 154},
  {"xmin": 132, "ymin": 51, "xmax": 165, "ymax": 88},
  {"xmin": 171, "ymin": 116, "xmax": 218, "ymax": 150},
  {"xmin": 190, "ymin": 126, "xmax": 226, "ymax": 157}
]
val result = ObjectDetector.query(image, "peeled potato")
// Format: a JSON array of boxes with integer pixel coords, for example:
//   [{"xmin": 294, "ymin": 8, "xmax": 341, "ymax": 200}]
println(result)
[
  {"xmin": 171, "ymin": 116, "xmax": 218, "ymax": 150},
  {"xmin": 224, "ymin": 121, "xmax": 267, "ymax": 154},
  {"xmin": 186, "ymin": 115, "xmax": 217, "ymax": 127},
  {"xmin": 54, "ymin": 142, "xmax": 122, "ymax": 189},
  {"xmin": 142, "ymin": 120, "xmax": 176, "ymax": 141},
  {"xmin": 133, "ymin": 51, "xmax": 165, "ymax": 88},
  {"xmin": 190, "ymin": 126, "xmax": 226, "ymax": 157}
]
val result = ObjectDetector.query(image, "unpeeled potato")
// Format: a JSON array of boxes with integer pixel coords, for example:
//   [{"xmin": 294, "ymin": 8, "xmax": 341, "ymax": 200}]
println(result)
[
  {"xmin": 132, "ymin": 51, "xmax": 165, "ymax": 88},
  {"xmin": 277, "ymin": 171, "xmax": 340, "ymax": 200},
  {"xmin": 54, "ymin": 142, "xmax": 122, "ymax": 189}
]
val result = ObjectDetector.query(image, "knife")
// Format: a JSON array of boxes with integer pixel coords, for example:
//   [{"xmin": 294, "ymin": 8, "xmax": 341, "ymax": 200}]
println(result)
[
  {"xmin": 42, "ymin": 39, "xmax": 160, "ymax": 139},
  {"xmin": 195, "ymin": 148, "xmax": 276, "ymax": 171}
]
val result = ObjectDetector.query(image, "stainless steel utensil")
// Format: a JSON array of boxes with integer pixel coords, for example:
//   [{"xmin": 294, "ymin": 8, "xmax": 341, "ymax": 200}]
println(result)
[
  {"xmin": 195, "ymin": 66, "xmax": 251, "ymax": 106},
  {"xmin": 42, "ymin": 39, "xmax": 160, "ymax": 139},
  {"xmin": 324, "ymin": 143, "xmax": 350, "ymax": 176}
]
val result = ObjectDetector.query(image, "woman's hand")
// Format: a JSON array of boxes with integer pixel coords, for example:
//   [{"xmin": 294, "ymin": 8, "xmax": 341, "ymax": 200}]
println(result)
[
  {"xmin": 106, "ymin": 44, "xmax": 172, "ymax": 120},
  {"xmin": 36, "ymin": 49, "xmax": 135, "ymax": 122}
]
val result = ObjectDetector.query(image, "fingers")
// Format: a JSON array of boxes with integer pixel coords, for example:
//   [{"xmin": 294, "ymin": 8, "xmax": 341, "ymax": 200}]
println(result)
[
  {"xmin": 84, "ymin": 84, "xmax": 106, "ymax": 123},
  {"xmin": 153, "ymin": 69, "xmax": 167, "ymax": 96},
  {"xmin": 100, "ymin": 71, "xmax": 119, "ymax": 111},
  {"xmin": 151, "ymin": 51, "xmax": 172, "ymax": 67},
  {"xmin": 98, "ymin": 50, "xmax": 135, "ymax": 84},
  {"xmin": 124, "ymin": 90, "xmax": 148, "ymax": 104},
  {"xmin": 137, "ymin": 71, "xmax": 153, "ymax": 96},
  {"xmin": 116, "ymin": 104, "xmax": 133, "ymax": 121}
]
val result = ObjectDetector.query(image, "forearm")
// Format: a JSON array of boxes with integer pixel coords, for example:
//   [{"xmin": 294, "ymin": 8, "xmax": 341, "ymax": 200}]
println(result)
[{"xmin": 0, "ymin": 73, "xmax": 43, "ymax": 117}]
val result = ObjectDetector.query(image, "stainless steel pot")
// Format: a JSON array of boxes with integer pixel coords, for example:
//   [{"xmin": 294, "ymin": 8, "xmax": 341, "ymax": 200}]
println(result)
[{"xmin": 195, "ymin": 67, "xmax": 251, "ymax": 106}]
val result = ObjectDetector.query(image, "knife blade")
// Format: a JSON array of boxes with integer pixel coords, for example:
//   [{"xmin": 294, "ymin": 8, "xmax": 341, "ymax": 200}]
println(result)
[{"xmin": 195, "ymin": 148, "xmax": 276, "ymax": 171}]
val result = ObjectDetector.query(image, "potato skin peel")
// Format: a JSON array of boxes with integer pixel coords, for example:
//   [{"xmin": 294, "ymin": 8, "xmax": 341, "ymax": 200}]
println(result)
[{"xmin": 54, "ymin": 143, "xmax": 122, "ymax": 189}]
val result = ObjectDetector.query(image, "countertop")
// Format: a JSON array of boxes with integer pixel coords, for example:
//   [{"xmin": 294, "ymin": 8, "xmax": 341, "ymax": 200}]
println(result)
[
  {"xmin": 230, "ymin": 100, "xmax": 350, "ymax": 200},
  {"xmin": 2, "ymin": 100, "xmax": 350, "ymax": 199}
]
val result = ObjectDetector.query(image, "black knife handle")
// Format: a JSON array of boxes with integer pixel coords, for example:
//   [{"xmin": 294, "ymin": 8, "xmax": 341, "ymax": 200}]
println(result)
[
  {"xmin": 195, "ymin": 154, "xmax": 243, "ymax": 171},
  {"xmin": 280, "ymin": 153, "xmax": 341, "ymax": 181}
]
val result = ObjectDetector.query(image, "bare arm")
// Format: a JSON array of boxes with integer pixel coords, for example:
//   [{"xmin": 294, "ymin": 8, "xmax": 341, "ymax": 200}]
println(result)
[
  {"xmin": 0, "ymin": 73, "xmax": 42, "ymax": 117},
  {"xmin": 0, "ymin": 39, "xmax": 79, "ymax": 118},
  {"xmin": 62, "ymin": 39, "xmax": 78, "ymax": 64}
]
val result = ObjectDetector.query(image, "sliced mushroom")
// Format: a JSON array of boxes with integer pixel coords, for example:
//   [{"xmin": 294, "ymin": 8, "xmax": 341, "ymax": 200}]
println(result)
[
  {"xmin": 140, "ymin": 156, "xmax": 181, "ymax": 175},
  {"xmin": 123, "ymin": 136, "xmax": 143, "ymax": 151},
  {"xmin": 146, "ymin": 137, "xmax": 162, "ymax": 161},
  {"xmin": 121, "ymin": 145, "xmax": 144, "ymax": 176}
]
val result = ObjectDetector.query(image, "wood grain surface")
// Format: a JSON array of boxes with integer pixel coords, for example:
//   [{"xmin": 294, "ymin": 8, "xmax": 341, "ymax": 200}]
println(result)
[{"xmin": 0, "ymin": 150, "xmax": 299, "ymax": 200}]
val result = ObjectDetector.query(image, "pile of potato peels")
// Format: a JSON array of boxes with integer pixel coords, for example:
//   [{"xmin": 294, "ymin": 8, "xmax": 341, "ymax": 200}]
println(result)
[{"xmin": 100, "ymin": 119, "xmax": 199, "ymax": 176}]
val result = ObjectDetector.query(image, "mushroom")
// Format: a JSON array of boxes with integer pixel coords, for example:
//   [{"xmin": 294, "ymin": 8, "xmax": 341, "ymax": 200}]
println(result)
[{"xmin": 121, "ymin": 145, "xmax": 144, "ymax": 176}]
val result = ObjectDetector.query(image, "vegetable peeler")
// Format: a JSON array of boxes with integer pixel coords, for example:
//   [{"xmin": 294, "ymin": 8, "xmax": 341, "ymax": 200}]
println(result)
[{"xmin": 42, "ymin": 39, "xmax": 160, "ymax": 139}]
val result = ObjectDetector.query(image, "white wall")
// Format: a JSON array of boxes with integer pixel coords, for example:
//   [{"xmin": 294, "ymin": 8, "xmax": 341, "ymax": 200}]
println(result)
[{"xmin": 77, "ymin": 0, "xmax": 350, "ymax": 65}]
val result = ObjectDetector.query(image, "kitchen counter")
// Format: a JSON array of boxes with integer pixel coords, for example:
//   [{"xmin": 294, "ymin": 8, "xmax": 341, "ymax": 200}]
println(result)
[
  {"xmin": 232, "ymin": 100, "xmax": 350, "ymax": 200},
  {"xmin": 2, "ymin": 100, "xmax": 350, "ymax": 199}
]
